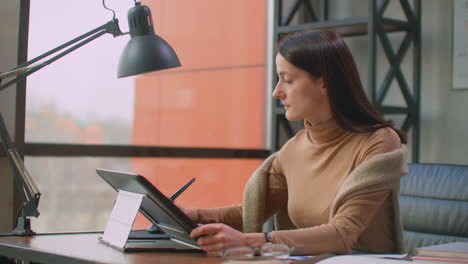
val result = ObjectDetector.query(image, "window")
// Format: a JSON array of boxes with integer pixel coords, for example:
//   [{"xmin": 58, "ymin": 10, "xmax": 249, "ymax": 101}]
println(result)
[{"xmin": 26, "ymin": 0, "xmax": 267, "ymax": 232}]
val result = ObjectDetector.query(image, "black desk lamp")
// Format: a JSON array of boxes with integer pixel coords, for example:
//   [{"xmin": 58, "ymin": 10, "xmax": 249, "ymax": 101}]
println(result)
[{"xmin": 0, "ymin": 0, "xmax": 180, "ymax": 235}]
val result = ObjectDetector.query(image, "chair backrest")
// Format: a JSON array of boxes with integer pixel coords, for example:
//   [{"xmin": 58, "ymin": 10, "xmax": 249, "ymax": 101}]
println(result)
[{"xmin": 400, "ymin": 163, "xmax": 468, "ymax": 251}]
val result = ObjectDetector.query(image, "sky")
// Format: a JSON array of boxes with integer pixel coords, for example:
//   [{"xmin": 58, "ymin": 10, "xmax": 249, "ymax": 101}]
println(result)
[{"xmin": 27, "ymin": 0, "xmax": 136, "ymax": 122}]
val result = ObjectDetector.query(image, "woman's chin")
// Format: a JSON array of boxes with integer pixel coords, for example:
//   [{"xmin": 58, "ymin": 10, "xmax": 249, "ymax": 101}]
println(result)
[{"xmin": 285, "ymin": 113, "xmax": 300, "ymax": 121}]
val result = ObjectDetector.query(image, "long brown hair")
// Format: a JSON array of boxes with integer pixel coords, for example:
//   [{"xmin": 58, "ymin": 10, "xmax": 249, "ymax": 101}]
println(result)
[{"xmin": 277, "ymin": 30, "xmax": 406, "ymax": 143}]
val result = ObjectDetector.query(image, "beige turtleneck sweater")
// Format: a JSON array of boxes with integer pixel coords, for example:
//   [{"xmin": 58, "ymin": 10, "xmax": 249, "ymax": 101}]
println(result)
[{"xmin": 195, "ymin": 119, "xmax": 402, "ymax": 255}]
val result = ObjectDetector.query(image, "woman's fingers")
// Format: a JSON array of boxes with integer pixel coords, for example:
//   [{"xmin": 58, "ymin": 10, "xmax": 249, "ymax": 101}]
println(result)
[
  {"xmin": 190, "ymin": 223, "xmax": 248, "ymax": 255},
  {"xmin": 200, "ymin": 242, "xmax": 225, "ymax": 254},
  {"xmin": 190, "ymin": 223, "xmax": 222, "ymax": 239}
]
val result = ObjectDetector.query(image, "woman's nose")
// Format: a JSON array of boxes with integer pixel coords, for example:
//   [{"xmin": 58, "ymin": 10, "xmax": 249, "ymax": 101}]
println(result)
[{"xmin": 272, "ymin": 84, "xmax": 283, "ymax": 99}]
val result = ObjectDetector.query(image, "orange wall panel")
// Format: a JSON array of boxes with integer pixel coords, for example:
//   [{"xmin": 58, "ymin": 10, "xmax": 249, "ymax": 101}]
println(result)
[
  {"xmin": 131, "ymin": 158, "xmax": 262, "ymax": 208},
  {"xmin": 131, "ymin": 157, "xmax": 263, "ymax": 229},
  {"xmin": 145, "ymin": 0, "xmax": 266, "ymax": 69},
  {"xmin": 132, "ymin": 1, "xmax": 266, "ymax": 229},
  {"xmin": 133, "ymin": 67, "xmax": 265, "ymax": 148}
]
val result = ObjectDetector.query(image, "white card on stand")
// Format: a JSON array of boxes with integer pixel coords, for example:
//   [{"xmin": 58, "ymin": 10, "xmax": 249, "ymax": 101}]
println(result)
[{"xmin": 101, "ymin": 190, "xmax": 144, "ymax": 248}]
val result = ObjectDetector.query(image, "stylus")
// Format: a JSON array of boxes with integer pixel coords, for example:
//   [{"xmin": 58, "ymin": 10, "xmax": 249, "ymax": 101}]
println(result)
[
  {"xmin": 147, "ymin": 177, "xmax": 196, "ymax": 234},
  {"xmin": 170, "ymin": 177, "xmax": 196, "ymax": 201}
]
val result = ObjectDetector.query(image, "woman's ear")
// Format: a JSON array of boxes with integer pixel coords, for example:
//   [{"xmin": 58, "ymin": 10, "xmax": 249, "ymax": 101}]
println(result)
[
  {"xmin": 320, "ymin": 81, "xmax": 327, "ymax": 96},
  {"xmin": 317, "ymin": 77, "xmax": 327, "ymax": 95},
  {"xmin": 321, "ymin": 87, "xmax": 328, "ymax": 96}
]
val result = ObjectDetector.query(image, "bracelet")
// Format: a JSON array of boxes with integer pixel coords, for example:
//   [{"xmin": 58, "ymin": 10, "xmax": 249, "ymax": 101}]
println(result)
[{"xmin": 264, "ymin": 232, "xmax": 272, "ymax": 243}]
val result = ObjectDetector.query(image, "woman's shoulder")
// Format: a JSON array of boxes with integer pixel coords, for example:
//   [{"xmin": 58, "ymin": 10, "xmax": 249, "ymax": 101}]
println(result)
[
  {"xmin": 358, "ymin": 127, "xmax": 402, "ymax": 161},
  {"xmin": 370, "ymin": 127, "xmax": 401, "ymax": 145}
]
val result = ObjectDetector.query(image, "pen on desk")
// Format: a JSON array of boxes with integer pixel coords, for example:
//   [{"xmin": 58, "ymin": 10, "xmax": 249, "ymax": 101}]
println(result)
[
  {"xmin": 381, "ymin": 256, "xmax": 413, "ymax": 261},
  {"xmin": 169, "ymin": 177, "xmax": 196, "ymax": 201}
]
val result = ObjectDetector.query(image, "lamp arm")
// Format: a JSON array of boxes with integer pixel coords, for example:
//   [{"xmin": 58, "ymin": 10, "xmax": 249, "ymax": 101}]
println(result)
[
  {"xmin": 0, "ymin": 19, "xmax": 123, "ymax": 235},
  {"xmin": 0, "ymin": 19, "xmax": 124, "ymax": 92}
]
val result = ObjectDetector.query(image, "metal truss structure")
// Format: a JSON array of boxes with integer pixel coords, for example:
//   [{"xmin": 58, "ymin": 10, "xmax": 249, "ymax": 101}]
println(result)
[{"xmin": 269, "ymin": 0, "xmax": 421, "ymax": 161}]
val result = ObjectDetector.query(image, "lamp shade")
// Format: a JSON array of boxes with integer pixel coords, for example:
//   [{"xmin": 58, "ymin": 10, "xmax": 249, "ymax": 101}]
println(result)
[{"xmin": 117, "ymin": 2, "xmax": 180, "ymax": 78}]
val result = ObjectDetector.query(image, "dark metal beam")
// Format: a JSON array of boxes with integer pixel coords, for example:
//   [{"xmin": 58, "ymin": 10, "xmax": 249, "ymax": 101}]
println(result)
[
  {"xmin": 380, "ymin": 18, "xmax": 411, "ymax": 31},
  {"xmin": 24, "ymin": 143, "xmax": 271, "ymax": 159},
  {"xmin": 400, "ymin": 0, "xmax": 418, "ymax": 26},
  {"xmin": 278, "ymin": 17, "xmax": 408, "ymax": 37},
  {"xmin": 303, "ymin": 0, "xmax": 318, "ymax": 22},
  {"xmin": 322, "ymin": 0, "xmax": 329, "ymax": 21},
  {"xmin": 378, "ymin": 0, "xmax": 391, "ymax": 16},
  {"xmin": 376, "ymin": 27, "xmax": 416, "ymax": 108},
  {"xmin": 369, "ymin": 0, "xmax": 378, "ymax": 103},
  {"xmin": 281, "ymin": 0, "xmax": 302, "ymax": 26},
  {"xmin": 379, "ymin": 106, "xmax": 409, "ymax": 114},
  {"xmin": 411, "ymin": 0, "xmax": 421, "ymax": 162},
  {"xmin": 377, "ymin": 32, "xmax": 413, "ymax": 105},
  {"xmin": 401, "ymin": 113, "xmax": 413, "ymax": 133}
]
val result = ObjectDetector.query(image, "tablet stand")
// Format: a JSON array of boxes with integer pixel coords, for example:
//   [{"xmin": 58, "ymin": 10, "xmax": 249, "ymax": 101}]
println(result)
[{"xmin": 100, "ymin": 190, "xmax": 144, "ymax": 249}]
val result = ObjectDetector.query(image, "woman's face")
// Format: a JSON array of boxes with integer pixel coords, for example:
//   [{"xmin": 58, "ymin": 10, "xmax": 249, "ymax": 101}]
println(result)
[{"xmin": 273, "ymin": 53, "xmax": 332, "ymax": 124}]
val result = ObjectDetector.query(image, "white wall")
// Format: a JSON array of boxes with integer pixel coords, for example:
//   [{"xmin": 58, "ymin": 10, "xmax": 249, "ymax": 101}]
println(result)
[{"xmin": 419, "ymin": 0, "xmax": 468, "ymax": 164}]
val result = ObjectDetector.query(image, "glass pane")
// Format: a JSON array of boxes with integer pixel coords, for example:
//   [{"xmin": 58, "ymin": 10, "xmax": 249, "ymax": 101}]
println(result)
[
  {"xmin": 27, "ymin": 156, "xmax": 125, "ymax": 233},
  {"xmin": 26, "ymin": 0, "xmax": 135, "ymax": 144},
  {"xmin": 26, "ymin": 0, "xmax": 267, "ymax": 149},
  {"xmin": 26, "ymin": 156, "xmax": 263, "ymax": 233}
]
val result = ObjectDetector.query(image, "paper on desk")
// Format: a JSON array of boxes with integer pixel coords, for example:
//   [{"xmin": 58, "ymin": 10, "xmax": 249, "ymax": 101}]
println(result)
[
  {"xmin": 317, "ymin": 254, "xmax": 410, "ymax": 264},
  {"xmin": 101, "ymin": 190, "xmax": 144, "ymax": 248}
]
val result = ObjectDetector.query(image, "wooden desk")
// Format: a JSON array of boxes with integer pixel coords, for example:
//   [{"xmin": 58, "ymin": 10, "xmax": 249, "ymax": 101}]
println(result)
[
  {"xmin": 2, "ymin": 233, "xmax": 456, "ymax": 264},
  {"xmin": 0, "ymin": 232, "xmax": 223, "ymax": 264}
]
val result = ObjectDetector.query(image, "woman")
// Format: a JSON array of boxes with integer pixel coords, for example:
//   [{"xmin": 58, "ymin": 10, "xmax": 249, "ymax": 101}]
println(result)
[{"xmin": 186, "ymin": 30, "xmax": 407, "ymax": 256}]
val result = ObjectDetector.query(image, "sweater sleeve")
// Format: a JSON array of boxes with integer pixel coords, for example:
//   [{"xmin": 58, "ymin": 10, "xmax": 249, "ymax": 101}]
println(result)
[
  {"xmin": 264, "ymin": 153, "xmax": 289, "ymax": 220},
  {"xmin": 193, "ymin": 154, "xmax": 289, "ymax": 231},
  {"xmin": 194, "ymin": 205, "xmax": 243, "ymax": 231},
  {"xmin": 194, "ymin": 154, "xmax": 289, "ymax": 231},
  {"xmin": 270, "ymin": 190, "xmax": 391, "ymax": 255}
]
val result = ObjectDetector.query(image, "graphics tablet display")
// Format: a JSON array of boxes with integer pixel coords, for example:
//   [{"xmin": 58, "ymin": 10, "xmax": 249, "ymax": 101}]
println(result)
[{"xmin": 96, "ymin": 168, "xmax": 201, "ymax": 251}]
